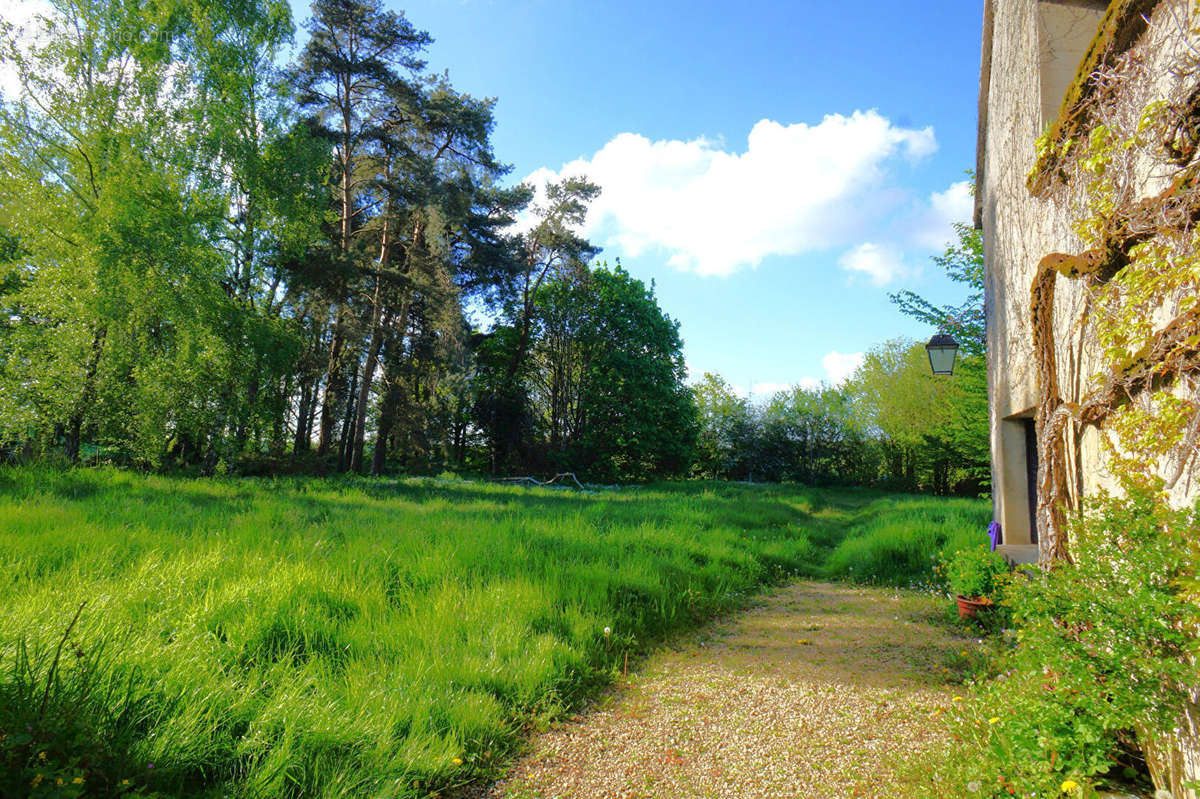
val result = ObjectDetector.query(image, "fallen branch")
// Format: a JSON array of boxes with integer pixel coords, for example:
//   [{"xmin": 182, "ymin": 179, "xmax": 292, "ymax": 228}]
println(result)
[{"xmin": 495, "ymin": 472, "xmax": 587, "ymax": 490}]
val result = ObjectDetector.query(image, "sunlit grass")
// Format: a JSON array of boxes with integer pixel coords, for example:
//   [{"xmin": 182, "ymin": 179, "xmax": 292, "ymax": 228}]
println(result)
[{"xmin": 0, "ymin": 468, "xmax": 989, "ymax": 797}]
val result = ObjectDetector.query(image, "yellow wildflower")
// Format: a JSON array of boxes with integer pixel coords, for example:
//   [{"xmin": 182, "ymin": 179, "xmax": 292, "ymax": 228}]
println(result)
[
  {"xmin": 952, "ymin": 695, "xmax": 963, "ymax": 702},
  {"xmin": 452, "ymin": 757, "xmax": 463, "ymax": 766},
  {"xmin": 988, "ymin": 716, "xmax": 1001, "ymax": 724},
  {"xmin": 1061, "ymin": 779, "xmax": 1079, "ymax": 793},
  {"xmin": 73, "ymin": 776, "xmax": 85, "ymax": 784}
]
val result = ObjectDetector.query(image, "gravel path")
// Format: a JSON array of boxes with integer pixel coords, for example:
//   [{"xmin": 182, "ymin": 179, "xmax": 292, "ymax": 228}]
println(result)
[{"xmin": 476, "ymin": 582, "xmax": 970, "ymax": 799}]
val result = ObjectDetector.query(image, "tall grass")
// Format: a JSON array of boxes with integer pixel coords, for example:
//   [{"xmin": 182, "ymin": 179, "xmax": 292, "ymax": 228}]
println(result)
[
  {"xmin": 822, "ymin": 495, "xmax": 993, "ymax": 587},
  {"xmin": 0, "ymin": 468, "xmax": 988, "ymax": 797}
]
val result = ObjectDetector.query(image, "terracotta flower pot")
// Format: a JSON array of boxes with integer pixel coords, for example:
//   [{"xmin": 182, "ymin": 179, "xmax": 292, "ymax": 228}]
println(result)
[{"xmin": 956, "ymin": 595, "xmax": 994, "ymax": 619}]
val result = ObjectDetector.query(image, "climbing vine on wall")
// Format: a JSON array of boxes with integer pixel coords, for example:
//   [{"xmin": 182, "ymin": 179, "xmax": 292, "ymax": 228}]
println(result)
[
  {"xmin": 1017, "ymin": 5, "xmax": 1200, "ymax": 793},
  {"xmin": 1025, "ymin": 1, "xmax": 1200, "ymax": 563},
  {"xmin": 1069, "ymin": 110, "xmax": 1200, "ymax": 493}
]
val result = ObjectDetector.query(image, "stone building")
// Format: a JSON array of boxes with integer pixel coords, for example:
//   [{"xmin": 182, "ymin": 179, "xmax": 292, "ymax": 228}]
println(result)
[
  {"xmin": 976, "ymin": 0, "xmax": 1200, "ymax": 792},
  {"xmin": 976, "ymin": 0, "xmax": 1198, "ymax": 562}
]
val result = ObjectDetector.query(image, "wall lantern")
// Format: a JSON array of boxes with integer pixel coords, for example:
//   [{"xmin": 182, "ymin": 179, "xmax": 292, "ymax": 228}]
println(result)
[{"xmin": 925, "ymin": 332, "xmax": 960, "ymax": 376}]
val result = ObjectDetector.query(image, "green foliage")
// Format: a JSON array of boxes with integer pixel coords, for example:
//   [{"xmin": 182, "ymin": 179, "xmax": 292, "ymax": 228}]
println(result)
[
  {"xmin": 0, "ymin": 469, "xmax": 989, "ymax": 798},
  {"xmin": 0, "ymin": 612, "xmax": 155, "ymax": 798},
  {"xmin": 0, "ymin": 0, "xmax": 543, "ymax": 476},
  {"xmin": 889, "ymin": 219, "xmax": 985, "ymax": 357},
  {"xmin": 692, "ymin": 336, "xmax": 987, "ymax": 495},
  {"xmin": 691, "ymin": 373, "xmax": 759, "ymax": 479},
  {"xmin": 474, "ymin": 177, "xmax": 603, "ymax": 474},
  {"xmin": 479, "ymin": 262, "xmax": 696, "ymax": 481},
  {"xmin": 846, "ymin": 338, "xmax": 987, "ymax": 494},
  {"xmin": 939, "ymin": 545, "xmax": 1009, "ymax": 599},
  {"xmin": 538, "ymin": 263, "xmax": 697, "ymax": 481},
  {"xmin": 0, "ymin": 0, "xmax": 317, "ymax": 467},
  {"xmin": 881, "ymin": 217, "xmax": 991, "ymax": 491},
  {"xmin": 759, "ymin": 386, "xmax": 877, "ymax": 485},
  {"xmin": 902, "ymin": 487, "xmax": 1200, "ymax": 797},
  {"xmin": 823, "ymin": 497, "xmax": 992, "ymax": 587},
  {"xmin": 691, "ymin": 375, "xmax": 879, "ymax": 486}
]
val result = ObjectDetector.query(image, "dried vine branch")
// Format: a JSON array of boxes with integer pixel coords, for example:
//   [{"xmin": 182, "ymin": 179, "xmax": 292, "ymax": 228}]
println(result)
[
  {"xmin": 1077, "ymin": 307, "xmax": 1200, "ymax": 426},
  {"xmin": 1030, "ymin": 158, "xmax": 1200, "ymax": 566},
  {"xmin": 1031, "ymin": 251, "xmax": 1199, "ymax": 566},
  {"xmin": 1028, "ymin": 0, "xmax": 1162, "ymax": 195},
  {"xmin": 1040, "ymin": 161, "xmax": 1200, "ymax": 284},
  {"xmin": 1164, "ymin": 82, "xmax": 1200, "ymax": 165},
  {"xmin": 1099, "ymin": 160, "xmax": 1200, "ymax": 257},
  {"xmin": 1031, "ymin": 258, "xmax": 1074, "ymax": 565}
]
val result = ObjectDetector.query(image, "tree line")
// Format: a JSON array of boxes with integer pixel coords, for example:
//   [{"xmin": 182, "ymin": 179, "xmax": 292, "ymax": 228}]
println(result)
[
  {"xmin": 694, "ymin": 223, "xmax": 989, "ymax": 496},
  {"xmin": 0, "ymin": 0, "xmax": 988, "ymax": 492},
  {"xmin": 693, "ymin": 340, "xmax": 987, "ymax": 495},
  {"xmin": 0, "ymin": 0, "xmax": 696, "ymax": 481}
]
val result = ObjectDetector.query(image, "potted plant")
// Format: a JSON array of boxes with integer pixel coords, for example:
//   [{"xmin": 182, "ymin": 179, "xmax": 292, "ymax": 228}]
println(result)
[{"xmin": 941, "ymin": 546, "xmax": 1010, "ymax": 618}]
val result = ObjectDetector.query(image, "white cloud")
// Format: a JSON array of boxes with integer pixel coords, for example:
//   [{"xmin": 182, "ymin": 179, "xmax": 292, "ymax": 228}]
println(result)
[
  {"xmin": 0, "ymin": 1, "xmax": 55, "ymax": 101},
  {"xmin": 910, "ymin": 180, "xmax": 973, "ymax": 251},
  {"xmin": 522, "ymin": 110, "xmax": 937, "ymax": 276},
  {"xmin": 822, "ymin": 350, "xmax": 865, "ymax": 385},
  {"xmin": 730, "ymin": 352, "xmax": 863, "ymax": 400},
  {"xmin": 750, "ymin": 381, "xmax": 791, "ymax": 397},
  {"xmin": 837, "ymin": 242, "xmax": 910, "ymax": 286}
]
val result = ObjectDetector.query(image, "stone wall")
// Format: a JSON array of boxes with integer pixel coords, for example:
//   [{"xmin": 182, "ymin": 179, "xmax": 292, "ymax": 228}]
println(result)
[
  {"xmin": 980, "ymin": 1, "xmax": 1200, "ymax": 793},
  {"xmin": 980, "ymin": 0, "xmax": 1197, "ymax": 550}
]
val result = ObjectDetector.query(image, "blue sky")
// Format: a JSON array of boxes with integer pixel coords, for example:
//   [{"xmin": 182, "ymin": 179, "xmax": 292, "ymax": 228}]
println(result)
[{"xmin": 342, "ymin": 0, "xmax": 984, "ymax": 395}]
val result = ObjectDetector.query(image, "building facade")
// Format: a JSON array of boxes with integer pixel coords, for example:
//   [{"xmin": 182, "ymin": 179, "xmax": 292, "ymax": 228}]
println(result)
[
  {"xmin": 977, "ymin": 0, "xmax": 1198, "ymax": 561},
  {"xmin": 977, "ymin": 1, "xmax": 1200, "ymax": 792}
]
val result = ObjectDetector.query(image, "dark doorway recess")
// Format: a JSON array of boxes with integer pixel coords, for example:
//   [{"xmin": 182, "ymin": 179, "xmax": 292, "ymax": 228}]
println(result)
[{"xmin": 1023, "ymin": 418, "xmax": 1039, "ymax": 545}]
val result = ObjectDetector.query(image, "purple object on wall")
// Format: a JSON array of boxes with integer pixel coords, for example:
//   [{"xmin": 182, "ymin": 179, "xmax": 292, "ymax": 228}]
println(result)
[{"xmin": 987, "ymin": 521, "xmax": 1002, "ymax": 551}]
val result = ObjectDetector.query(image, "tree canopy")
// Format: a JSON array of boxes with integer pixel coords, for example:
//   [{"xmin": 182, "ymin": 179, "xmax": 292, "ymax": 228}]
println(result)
[
  {"xmin": 0, "ymin": 0, "xmax": 699, "ymax": 481},
  {"xmin": 0, "ymin": 1, "xmax": 988, "ymax": 493}
]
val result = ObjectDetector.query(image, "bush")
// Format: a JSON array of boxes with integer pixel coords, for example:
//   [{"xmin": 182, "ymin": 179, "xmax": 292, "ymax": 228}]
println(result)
[
  {"xmin": 940, "ymin": 545, "xmax": 1009, "ymax": 599},
  {"xmin": 903, "ymin": 486, "xmax": 1200, "ymax": 797}
]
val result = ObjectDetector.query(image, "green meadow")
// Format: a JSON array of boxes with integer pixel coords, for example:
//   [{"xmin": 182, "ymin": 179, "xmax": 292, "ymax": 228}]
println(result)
[{"xmin": 0, "ymin": 469, "xmax": 989, "ymax": 798}]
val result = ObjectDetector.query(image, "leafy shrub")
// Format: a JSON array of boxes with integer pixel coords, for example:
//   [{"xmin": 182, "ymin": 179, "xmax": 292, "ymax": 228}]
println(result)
[
  {"xmin": 906, "ymin": 486, "xmax": 1200, "ymax": 797},
  {"xmin": 940, "ymin": 545, "xmax": 1009, "ymax": 599}
]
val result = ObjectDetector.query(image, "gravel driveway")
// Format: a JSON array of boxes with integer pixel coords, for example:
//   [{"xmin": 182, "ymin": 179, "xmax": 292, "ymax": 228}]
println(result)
[{"xmin": 474, "ymin": 581, "xmax": 970, "ymax": 799}]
